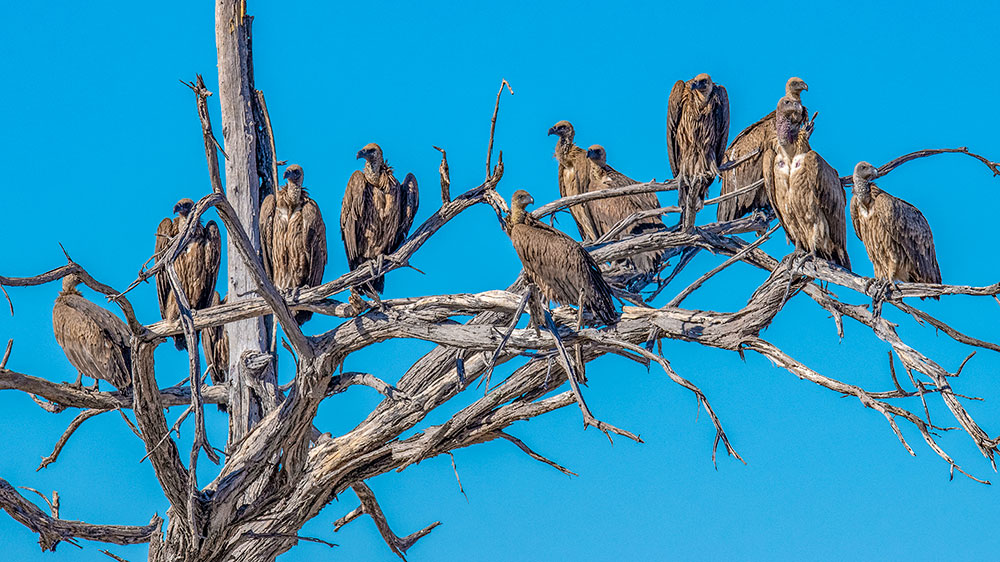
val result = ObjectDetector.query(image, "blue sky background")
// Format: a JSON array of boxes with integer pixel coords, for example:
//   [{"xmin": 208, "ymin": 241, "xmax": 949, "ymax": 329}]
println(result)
[{"xmin": 1, "ymin": 1, "xmax": 999, "ymax": 560}]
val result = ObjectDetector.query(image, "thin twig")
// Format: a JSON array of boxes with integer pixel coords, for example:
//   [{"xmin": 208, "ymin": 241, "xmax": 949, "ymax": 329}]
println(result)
[{"xmin": 486, "ymin": 79, "xmax": 513, "ymax": 178}]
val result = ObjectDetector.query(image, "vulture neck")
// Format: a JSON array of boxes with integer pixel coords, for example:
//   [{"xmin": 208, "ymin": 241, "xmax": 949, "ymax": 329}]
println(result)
[
  {"xmin": 776, "ymin": 117, "xmax": 800, "ymax": 155},
  {"xmin": 285, "ymin": 181, "xmax": 304, "ymax": 205},
  {"xmin": 363, "ymin": 159, "xmax": 384, "ymax": 184},
  {"xmin": 556, "ymin": 136, "xmax": 574, "ymax": 158},
  {"xmin": 510, "ymin": 205, "xmax": 528, "ymax": 226},
  {"xmin": 853, "ymin": 176, "xmax": 874, "ymax": 206}
]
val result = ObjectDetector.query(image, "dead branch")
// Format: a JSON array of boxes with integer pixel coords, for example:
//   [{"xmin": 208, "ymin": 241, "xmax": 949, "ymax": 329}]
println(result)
[
  {"xmin": 37, "ymin": 408, "xmax": 110, "ymax": 471},
  {"xmin": 433, "ymin": 145, "xmax": 450, "ymax": 203},
  {"xmin": 839, "ymin": 146, "xmax": 1000, "ymax": 187},
  {"xmin": 486, "ymin": 79, "xmax": 513, "ymax": 178},
  {"xmin": 336, "ymin": 482, "xmax": 440, "ymax": 561}
]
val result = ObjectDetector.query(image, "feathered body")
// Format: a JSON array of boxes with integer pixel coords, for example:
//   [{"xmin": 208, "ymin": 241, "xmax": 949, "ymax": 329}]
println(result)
[
  {"xmin": 718, "ymin": 77, "xmax": 809, "ymax": 222},
  {"xmin": 549, "ymin": 120, "xmax": 599, "ymax": 241},
  {"xmin": 585, "ymin": 145, "xmax": 663, "ymax": 274},
  {"xmin": 341, "ymin": 143, "xmax": 419, "ymax": 297},
  {"xmin": 261, "ymin": 164, "xmax": 328, "ymax": 324},
  {"xmin": 850, "ymin": 161, "xmax": 941, "ymax": 290},
  {"xmin": 155, "ymin": 198, "xmax": 221, "ymax": 350},
  {"xmin": 667, "ymin": 73, "xmax": 730, "ymax": 230},
  {"xmin": 507, "ymin": 190, "xmax": 617, "ymax": 326},
  {"xmin": 52, "ymin": 275, "xmax": 131, "ymax": 390},
  {"xmin": 764, "ymin": 98, "xmax": 851, "ymax": 269},
  {"xmin": 200, "ymin": 291, "xmax": 229, "ymax": 386}
]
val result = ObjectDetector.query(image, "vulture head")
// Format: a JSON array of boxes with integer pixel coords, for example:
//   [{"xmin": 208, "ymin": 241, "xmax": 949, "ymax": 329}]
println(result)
[
  {"xmin": 356, "ymin": 143, "xmax": 384, "ymax": 175},
  {"xmin": 585, "ymin": 145, "xmax": 608, "ymax": 168},
  {"xmin": 173, "ymin": 198, "xmax": 196, "ymax": 217},
  {"xmin": 689, "ymin": 73, "xmax": 715, "ymax": 97},
  {"xmin": 853, "ymin": 161, "xmax": 879, "ymax": 200},
  {"xmin": 61, "ymin": 274, "xmax": 82, "ymax": 294},
  {"xmin": 547, "ymin": 120, "xmax": 575, "ymax": 142},
  {"xmin": 283, "ymin": 164, "xmax": 304, "ymax": 186},
  {"xmin": 509, "ymin": 189, "xmax": 535, "ymax": 224},
  {"xmin": 785, "ymin": 77, "xmax": 809, "ymax": 98}
]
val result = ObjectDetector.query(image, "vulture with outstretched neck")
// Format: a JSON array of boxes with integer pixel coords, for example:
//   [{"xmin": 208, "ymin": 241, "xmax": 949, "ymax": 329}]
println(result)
[
  {"xmin": 260, "ymin": 164, "xmax": 328, "ymax": 324},
  {"xmin": 718, "ymin": 77, "xmax": 809, "ymax": 222},
  {"xmin": 850, "ymin": 161, "xmax": 941, "ymax": 291},
  {"xmin": 667, "ymin": 73, "xmax": 730, "ymax": 230},
  {"xmin": 52, "ymin": 275, "xmax": 132, "ymax": 390},
  {"xmin": 585, "ymin": 144, "xmax": 663, "ymax": 274},
  {"xmin": 154, "ymin": 198, "xmax": 221, "ymax": 350},
  {"xmin": 200, "ymin": 291, "xmax": 229, "ymax": 387},
  {"xmin": 341, "ymin": 143, "xmax": 419, "ymax": 302},
  {"xmin": 507, "ymin": 189, "xmax": 617, "ymax": 326},
  {"xmin": 548, "ymin": 120, "xmax": 600, "ymax": 241},
  {"xmin": 763, "ymin": 97, "xmax": 851, "ymax": 269}
]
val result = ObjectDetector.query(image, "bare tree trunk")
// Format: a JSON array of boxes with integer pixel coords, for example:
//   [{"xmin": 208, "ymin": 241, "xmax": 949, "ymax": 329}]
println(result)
[{"xmin": 215, "ymin": 0, "xmax": 272, "ymax": 446}]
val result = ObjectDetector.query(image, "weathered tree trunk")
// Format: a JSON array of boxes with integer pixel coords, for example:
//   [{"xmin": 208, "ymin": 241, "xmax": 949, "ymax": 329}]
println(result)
[{"xmin": 215, "ymin": 0, "xmax": 272, "ymax": 446}]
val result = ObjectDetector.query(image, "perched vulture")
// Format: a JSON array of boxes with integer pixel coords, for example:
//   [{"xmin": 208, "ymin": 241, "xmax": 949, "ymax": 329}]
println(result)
[
  {"xmin": 341, "ymin": 143, "xmax": 419, "ymax": 299},
  {"xmin": 200, "ymin": 291, "xmax": 229, "ymax": 387},
  {"xmin": 585, "ymin": 144, "xmax": 663, "ymax": 274},
  {"xmin": 260, "ymin": 164, "xmax": 328, "ymax": 324},
  {"xmin": 507, "ymin": 189, "xmax": 617, "ymax": 326},
  {"xmin": 850, "ymin": 161, "xmax": 941, "ymax": 291},
  {"xmin": 548, "ymin": 120, "xmax": 599, "ymax": 241},
  {"xmin": 155, "ymin": 198, "xmax": 222, "ymax": 350},
  {"xmin": 667, "ymin": 73, "xmax": 730, "ymax": 230},
  {"xmin": 52, "ymin": 275, "xmax": 131, "ymax": 390},
  {"xmin": 717, "ymin": 77, "xmax": 809, "ymax": 222},
  {"xmin": 763, "ymin": 97, "xmax": 851, "ymax": 269}
]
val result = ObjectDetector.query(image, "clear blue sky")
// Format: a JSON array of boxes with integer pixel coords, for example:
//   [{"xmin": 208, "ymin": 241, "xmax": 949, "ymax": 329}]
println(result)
[{"xmin": 1, "ymin": 1, "xmax": 999, "ymax": 560}]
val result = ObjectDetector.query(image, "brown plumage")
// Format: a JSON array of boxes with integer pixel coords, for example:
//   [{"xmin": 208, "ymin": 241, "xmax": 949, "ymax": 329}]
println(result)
[
  {"xmin": 548, "ymin": 120, "xmax": 599, "ymax": 241},
  {"xmin": 763, "ymin": 97, "xmax": 851, "ymax": 269},
  {"xmin": 200, "ymin": 291, "xmax": 229, "ymax": 386},
  {"xmin": 261, "ymin": 164, "xmax": 328, "ymax": 324},
  {"xmin": 341, "ymin": 143, "xmax": 419, "ymax": 298},
  {"xmin": 52, "ymin": 275, "xmax": 131, "ymax": 390},
  {"xmin": 667, "ymin": 73, "xmax": 730, "ymax": 230},
  {"xmin": 155, "ymin": 198, "xmax": 222, "ymax": 350},
  {"xmin": 507, "ymin": 190, "xmax": 617, "ymax": 326},
  {"xmin": 718, "ymin": 77, "xmax": 809, "ymax": 222},
  {"xmin": 850, "ymin": 161, "xmax": 941, "ymax": 293},
  {"xmin": 585, "ymin": 144, "xmax": 664, "ymax": 274}
]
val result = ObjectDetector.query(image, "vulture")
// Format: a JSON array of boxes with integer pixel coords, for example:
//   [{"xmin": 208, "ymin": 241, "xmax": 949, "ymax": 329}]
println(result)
[
  {"xmin": 260, "ymin": 164, "xmax": 328, "ymax": 324},
  {"xmin": 667, "ymin": 73, "xmax": 730, "ymax": 231},
  {"xmin": 763, "ymin": 97, "xmax": 851, "ymax": 269},
  {"xmin": 341, "ymin": 143, "xmax": 419, "ymax": 301},
  {"xmin": 548, "ymin": 120, "xmax": 600, "ymax": 241},
  {"xmin": 507, "ymin": 189, "xmax": 617, "ymax": 326},
  {"xmin": 52, "ymin": 274, "xmax": 131, "ymax": 390},
  {"xmin": 585, "ymin": 144, "xmax": 664, "ymax": 274},
  {"xmin": 200, "ymin": 291, "xmax": 229, "ymax": 387},
  {"xmin": 850, "ymin": 161, "xmax": 941, "ymax": 291},
  {"xmin": 717, "ymin": 77, "xmax": 809, "ymax": 222},
  {"xmin": 155, "ymin": 198, "xmax": 222, "ymax": 350}
]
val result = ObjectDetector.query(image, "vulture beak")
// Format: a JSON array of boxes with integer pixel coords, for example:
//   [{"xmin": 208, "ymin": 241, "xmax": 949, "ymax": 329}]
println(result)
[
  {"xmin": 802, "ymin": 83, "xmax": 809, "ymax": 91},
  {"xmin": 586, "ymin": 148, "xmax": 597, "ymax": 159},
  {"xmin": 524, "ymin": 194, "xmax": 535, "ymax": 205},
  {"xmin": 172, "ymin": 202, "xmax": 185, "ymax": 214},
  {"xmin": 282, "ymin": 168, "xmax": 292, "ymax": 179},
  {"xmin": 355, "ymin": 150, "xmax": 365, "ymax": 160},
  {"xmin": 690, "ymin": 81, "xmax": 699, "ymax": 91},
  {"xmin": 547, "ymin": 126, "xmax": 559, "ymax": 136}
]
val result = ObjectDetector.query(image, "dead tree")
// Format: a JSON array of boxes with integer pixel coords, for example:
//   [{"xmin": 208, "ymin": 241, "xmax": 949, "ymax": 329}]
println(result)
[{"xmin": 1, "ymin": 2, "xmax": 1000, "ymax": 561}]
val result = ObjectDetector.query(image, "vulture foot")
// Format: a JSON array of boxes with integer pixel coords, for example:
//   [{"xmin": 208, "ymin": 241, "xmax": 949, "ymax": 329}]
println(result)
[
  {"xmin": 348, "ymin": 290, "xmax": 368, "ymax": 317},
  {"xmin": 868, "ymin": 278, "xmax": 895, "ymax": 318}
]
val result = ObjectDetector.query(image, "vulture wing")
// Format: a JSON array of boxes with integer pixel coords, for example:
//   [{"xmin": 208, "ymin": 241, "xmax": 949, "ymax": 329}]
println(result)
[
  {"xmin": 718, "ymin": 111, "xmax": 774, "ymax": 221},
  {"xmin": 340, "ymin": 170, "xmax": 368, "ymax": 271},
  {"xmin": 260, "ymin": 193, "xmax": 277, "ymax": 279},
  {"xmin": 665, "ymin": 80, "xmax": 686, "ymax": 177},
  {"xmin": 199, "ymin": 220, "xmax": 222, "ymax": 309},
  {"xmin": 711, "ymin": 84, "xmax": 731, "ymax": 166},
  {"xmin": 887, "ymin": 194, "xmax": 941, "ymax": 284},
  {"xmin": 302, "ymin": 198, "xmax": 328, "ymax": 288},
  {"xmin": 394, "ymin": 172, "xmax": 419, "ymax": 251},
  {"xmin": 154, "ymin": 217, "xmax": 176, "ymax": 319},
  {"xmin": 53, "ymin": 295, "xmax": 131, "ymax": 390}
]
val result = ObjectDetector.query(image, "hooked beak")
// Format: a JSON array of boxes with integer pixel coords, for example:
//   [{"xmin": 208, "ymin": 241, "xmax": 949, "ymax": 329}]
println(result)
[
  {"xmin": 356, "ymin": 150, "xmax": 365, "ymax": 160},
  {"xmin": 802, "ymin": 83, "xmax": 809, "ymax": 91},
  {"xmin": 547, "ymin": 126, "xmax": 559, "ymax": 136},
  {"xmin": 282, "ymin": 168, "xmax": 292, "ymax": 179},
  {"xmin": 586, "ymin": 148, "xmax": 598, "ymax": 159},
  {"xmin": 690, "ymin": 81, "xmax": 700, "ymax": 91},
  {"xmin": 524, "ymin": 194, "xmax": 534, "ymax": 205},
  {"xmin": 173, "ymin": 202, "xmax": 186, "ymax": 214}
]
